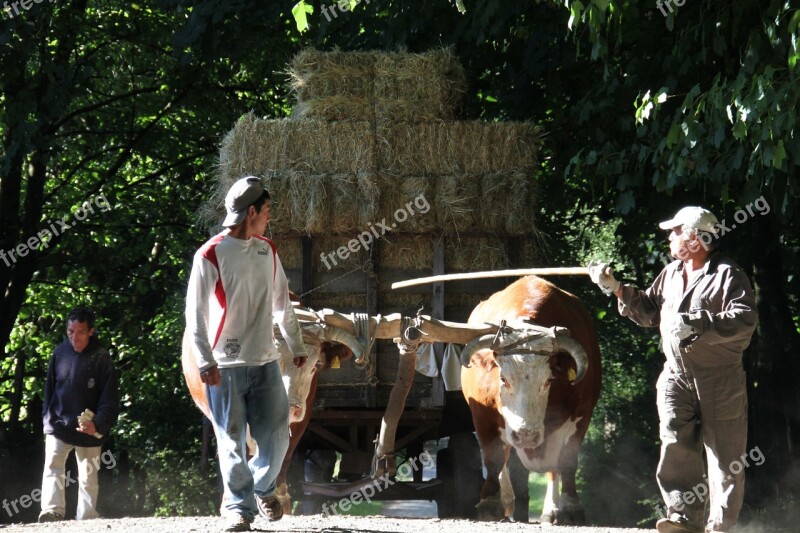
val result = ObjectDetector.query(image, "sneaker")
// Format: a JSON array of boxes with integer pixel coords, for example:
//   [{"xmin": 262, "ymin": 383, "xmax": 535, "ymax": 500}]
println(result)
[
  {"xmin": 256, "ymin": 494, "xmax": 283, "ymax": 521},
  {"xmin": 221, "ymin": 513, "xmax": 252, "ymax": 532},
  {"xmin": 656, "ymin": 518, "xmax": 703, "ymax": 533},
  {"xmin": 38, "ymin": 511, "xmax": 64, "ymax": 523}
]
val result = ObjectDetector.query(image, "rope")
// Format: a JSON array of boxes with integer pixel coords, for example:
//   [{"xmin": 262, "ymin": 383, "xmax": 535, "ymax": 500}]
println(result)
[{"xmin": 354, "ymin": 312, "xmax": 379, "ymax": 363}]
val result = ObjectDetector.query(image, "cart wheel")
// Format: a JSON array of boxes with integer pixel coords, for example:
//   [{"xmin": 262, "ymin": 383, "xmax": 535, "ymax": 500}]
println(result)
[{"xmin": 436, "ymin": 432, "xmax": 483, "ymax": 519}]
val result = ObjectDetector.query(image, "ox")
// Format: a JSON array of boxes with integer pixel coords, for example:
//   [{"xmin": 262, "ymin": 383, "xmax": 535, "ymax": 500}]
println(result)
[
  {"xmin": 181, "ymin": 321, "xmax": 358, "ymax": 514},
  {"xmin": 460, "ymin": 275, "xmax": 601, "ymax": 524}
]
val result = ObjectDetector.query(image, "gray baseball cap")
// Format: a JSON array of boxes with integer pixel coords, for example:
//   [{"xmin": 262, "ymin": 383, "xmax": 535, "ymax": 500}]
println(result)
[
  {"xmin": 222, "ymin": 176, "xmax": 265, "ymax": 227},
  {"xmin": 658, "ymin": 206, "xmax": 719, "ymax": 234}
]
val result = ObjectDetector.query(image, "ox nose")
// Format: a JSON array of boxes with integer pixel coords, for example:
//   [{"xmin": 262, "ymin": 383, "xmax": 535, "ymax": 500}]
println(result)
[{"xmin": 510, "ymin": 427, "xmax": 544, "ymax": 449}]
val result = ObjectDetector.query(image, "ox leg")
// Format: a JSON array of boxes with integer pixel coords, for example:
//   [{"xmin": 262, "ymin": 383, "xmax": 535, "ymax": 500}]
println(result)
[
  {"xmin": 498, "ymin": 465, "xmax": 514, "ymax": 519},
  {"xmin": 508, "ymin": 449, "xmax": 529, "ymax": 523},
  {"xmin": 553, "ymin": 433, "xmax": 586, "ymax": 525},
  {"xmin": 556, "ymin": 467, "xmax": 585, "ymax": 525},
  {"xmin": 276, "ymin": 373, "xmax": 319, "ymax": 515},
  {"xmin": 541, "ymin": 471, "xmax": 560, "ymax": 524},
  {"xmin": 475, "ymin": 440, "xmax": 507, "ymax": 521}
]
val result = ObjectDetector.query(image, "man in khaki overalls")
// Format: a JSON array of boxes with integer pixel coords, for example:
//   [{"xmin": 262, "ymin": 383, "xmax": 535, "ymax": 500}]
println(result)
[{"xmin": 588, "ymin": 206, "xmax": 757, "ymax": 533}]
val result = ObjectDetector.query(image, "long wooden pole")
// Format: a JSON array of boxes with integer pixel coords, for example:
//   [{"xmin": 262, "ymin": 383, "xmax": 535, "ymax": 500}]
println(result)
[{"xmin": 390, "ymin": 266, "xmax": 590, "ymax": 289}]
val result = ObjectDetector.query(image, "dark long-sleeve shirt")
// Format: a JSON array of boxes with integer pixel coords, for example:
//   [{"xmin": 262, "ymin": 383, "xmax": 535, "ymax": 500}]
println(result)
[
  {"xmin": 42, "ymin": 337, "xmax": 119, "ymax": 447},
  {"xmin": 617, "ymin": 253, "xmax": 757, "ymax": 371}
]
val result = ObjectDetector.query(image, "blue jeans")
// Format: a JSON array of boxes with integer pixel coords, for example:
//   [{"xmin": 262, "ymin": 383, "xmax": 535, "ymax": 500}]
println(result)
[{"xmin": 206, "ymin": 361, "xmax": 289, "ymax": 520}]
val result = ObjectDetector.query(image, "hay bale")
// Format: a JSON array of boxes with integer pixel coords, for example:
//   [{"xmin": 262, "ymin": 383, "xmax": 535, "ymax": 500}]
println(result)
[
  {"xmin": 377, "ymin": 122, "xmax": 452, "ymax": 175},
  {"xmin": 356, "ymin": 171, "xmax": 380, "ymax": 227},
  {"xmin": 289, "ymin": 48, "xmax": 466, "ymax": 123},
  {"xmin": 504, "ymin": 171, "xmax": 538, "ymax": 236},
  {"xmin": 313, "ymin": 236, "xmax": 368, "ymax": 272},
  {"xmin": 377, "ymin": 121, "xmax": 542, "ymax": 177},
  {"xmin": 379, "ymin": 291, "xmax": 432, "ymax": 313},
  {"xmin": 289, "ymin": 49, "xmax": 376, "ymax": 122},
  {"xmin": 379, "ymin": 235, "xmax": 433, "ymax": 270},
  {"xmin": 479, "ymin": 173, "xmax": 508, "ymax": 234},
  {"xmin": 312, "ymin": 292, "xmax": 368, "ymax": 311},
  {"xmin": 373, "ymin": 48, "xmax": 466, "ymax": 122},
  {"xmin": 262, "ymin": 172, "xmax": 294, "ymax": 233},
  {"xmin": 289, "ymin": 49, "xmax": 375, "ymax": 101},
  {"xmin": 377, "ymin": 174, "xmax": 436, "ymax": 233},
  {"xmin": 445, "ymin": 237, "xmax": 508, "ymax": 272},
  {"xmin": 435, "ymin": 175, "xmax": 480, "ymax": 232},
  {"xmin": 274, "ymin": 238, "xmax": 303, "ymax": 270}
]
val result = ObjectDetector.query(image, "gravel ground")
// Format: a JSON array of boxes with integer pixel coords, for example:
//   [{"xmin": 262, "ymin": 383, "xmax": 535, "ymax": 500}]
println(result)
[{"xmin": 0, "ymin": 515, "xmax": 651, "ymax": 533}]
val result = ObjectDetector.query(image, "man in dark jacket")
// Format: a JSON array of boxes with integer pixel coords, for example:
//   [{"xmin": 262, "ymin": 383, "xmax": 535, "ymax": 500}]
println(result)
[
  {"xmin": 39, "ymin": 308, "xmax": 118, "ymax": 522},
  {"xmin": 589, "ymin": 206, "xmax": 757, "ymax": 533}
]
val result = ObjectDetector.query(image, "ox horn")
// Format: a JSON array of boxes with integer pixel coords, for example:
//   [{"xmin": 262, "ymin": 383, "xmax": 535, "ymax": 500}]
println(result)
[
  {"xmin": 314, "ymin": 324, "xmax": 365, "ymax": 364},
  {"xmin": 550, "ymin": 329, "xmax": 588, "ymax": 384},
  {"xmin": 459, "ymin": 327, "xmax": 588, "ymax": 384},
  {"xmin": 459, "ymin": 325, "xmax": 559, "ymax": 368}
]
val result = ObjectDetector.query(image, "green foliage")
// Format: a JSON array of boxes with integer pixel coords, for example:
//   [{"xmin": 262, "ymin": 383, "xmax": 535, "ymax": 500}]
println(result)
[{"xmin": 144, "ymin": 451, "xmax": 220, "ymax": 517}]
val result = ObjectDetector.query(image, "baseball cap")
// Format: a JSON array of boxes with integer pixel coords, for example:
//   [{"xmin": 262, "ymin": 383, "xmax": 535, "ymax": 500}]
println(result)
[
  {"xmin": 658, "ymin": 206, "xmax": 719, "ymax": 234},
  {"xmin": 222, "ymin": 176, "xmax": 265, "ymax": 227}
]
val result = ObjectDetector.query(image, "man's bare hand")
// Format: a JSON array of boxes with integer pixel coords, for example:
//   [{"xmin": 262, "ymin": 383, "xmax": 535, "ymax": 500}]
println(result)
[
  {"xmin": 293, "ymin": 356, "xmax": 307, "ymax": 368},
  {"xmin": 200, "ymin": 366, "xmax": 221, "ymax": 386},
  {"xmin": 76, "ymin": 420, "xmax": 96, "ymax": 434}
]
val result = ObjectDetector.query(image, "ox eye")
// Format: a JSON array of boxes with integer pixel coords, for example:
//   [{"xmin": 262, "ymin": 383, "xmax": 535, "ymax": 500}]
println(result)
[{"xmin": 500, "ymin": 376, "xmax": 510, "ymax": 388}]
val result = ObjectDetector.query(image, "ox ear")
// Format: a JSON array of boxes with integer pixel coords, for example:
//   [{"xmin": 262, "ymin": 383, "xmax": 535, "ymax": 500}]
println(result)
[
  {"xmin": 483, "ymin": 352, "xmax": 500, "ymax": 371},
  {"xmin": 319, "ymin": 341, "xmax": 356, "ymax": 370},
  {"xmin": 549, "ymin": 352, "xmax": 577, "ymax": 383}
]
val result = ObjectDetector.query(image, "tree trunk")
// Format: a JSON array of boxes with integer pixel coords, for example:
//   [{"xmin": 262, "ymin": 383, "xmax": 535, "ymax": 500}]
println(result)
[{"xmin": 746, "ymin": 213, "xmax": 800, "ymax": 507}]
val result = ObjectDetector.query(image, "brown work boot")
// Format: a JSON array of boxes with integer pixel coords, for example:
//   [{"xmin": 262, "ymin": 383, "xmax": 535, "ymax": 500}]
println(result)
[
  {"xmin": 221, "ymin": 513, "xmax": 252, "ymax": 532},
  {"xmin": 256, "ymin": 494, "xmax": 283, "ymax": 521},
  {"xmin": 656, "ymin": 518, "xmax": 703, "ymax": 533}
]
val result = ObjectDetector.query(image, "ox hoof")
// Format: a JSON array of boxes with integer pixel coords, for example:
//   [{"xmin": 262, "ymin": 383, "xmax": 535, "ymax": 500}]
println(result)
[
  {"xmin": 540, "ymin": 511, "xmax": 556, "ymax": 524},
  {"xmin": 553, "ymin": 507, "xmax": 586, "ymax": 525},
  {"xmin": 475, "ymin": 496, "xmax": 505, "ymax": 521},
  {"xmin": 274, "ymin": 483, "xmax": 292, "ymax": 516}
]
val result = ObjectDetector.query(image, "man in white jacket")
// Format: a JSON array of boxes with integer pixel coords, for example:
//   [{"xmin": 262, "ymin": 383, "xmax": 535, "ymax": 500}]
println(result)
[{"xmin": 185, "ymin": 176, "xmax": 308, "ymax": 532}]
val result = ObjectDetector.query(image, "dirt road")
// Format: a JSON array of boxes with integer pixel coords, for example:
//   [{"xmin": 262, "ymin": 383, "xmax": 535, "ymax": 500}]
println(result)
[{"xmin": 0, "ymin": 515, "xmax": 651, "ymax": 533}]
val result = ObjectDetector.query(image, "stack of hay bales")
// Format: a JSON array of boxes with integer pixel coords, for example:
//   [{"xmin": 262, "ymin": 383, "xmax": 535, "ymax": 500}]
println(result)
[{"xmin": 202, "ymin": 49, "xmax": 543, "ymax": 404}]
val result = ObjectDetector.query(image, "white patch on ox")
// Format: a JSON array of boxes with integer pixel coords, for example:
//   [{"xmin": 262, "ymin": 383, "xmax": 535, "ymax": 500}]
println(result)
[{"xmin": 516, "ymin": 416, "xmax": 582, "ymax": 472}]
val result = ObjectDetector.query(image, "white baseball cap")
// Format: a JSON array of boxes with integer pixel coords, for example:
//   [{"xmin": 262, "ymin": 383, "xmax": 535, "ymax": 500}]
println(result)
[
  {"xmin": 222, "ymin": 176, "xmax": 266, "ymax": 227},
  {"xmin": 658, "ymin": 206, "xmax": 719, "ymax": 234}
]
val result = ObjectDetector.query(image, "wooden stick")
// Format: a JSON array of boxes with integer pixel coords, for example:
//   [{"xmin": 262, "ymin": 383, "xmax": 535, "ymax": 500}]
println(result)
[{"xmin": 391, "ymin": 267, "xmax": 590, "ymax": 289}]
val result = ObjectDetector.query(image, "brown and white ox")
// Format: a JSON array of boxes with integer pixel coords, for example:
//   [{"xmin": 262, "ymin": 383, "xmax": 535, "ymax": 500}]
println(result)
[
  {"xmin": 460, "ymin": 275, "xmax": 601, "ymax": 524},
  {"xmin": 181, "ymin": 322, "xmax": 357, "ymax": 514}
]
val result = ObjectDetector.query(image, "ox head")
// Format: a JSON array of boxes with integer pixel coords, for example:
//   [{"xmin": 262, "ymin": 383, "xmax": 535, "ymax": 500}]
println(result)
[
  {"xmin": 277, "ymin": 323, "xmax": 360, "ymax": 423},
  {"xmin": 460, "ymin": 323, "xmax": 588, "ymax": 453}
]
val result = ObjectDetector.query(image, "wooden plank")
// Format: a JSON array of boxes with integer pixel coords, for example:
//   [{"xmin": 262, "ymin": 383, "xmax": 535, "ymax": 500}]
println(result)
[{"xmin": 306, "ymin": 422, "xmax": 357, "ymax": 452}]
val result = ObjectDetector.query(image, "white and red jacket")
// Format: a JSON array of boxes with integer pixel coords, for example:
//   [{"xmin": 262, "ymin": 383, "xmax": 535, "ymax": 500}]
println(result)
[{"xmin": 185, "ymin": 231, "xmax": 307, "ymax": 372}]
